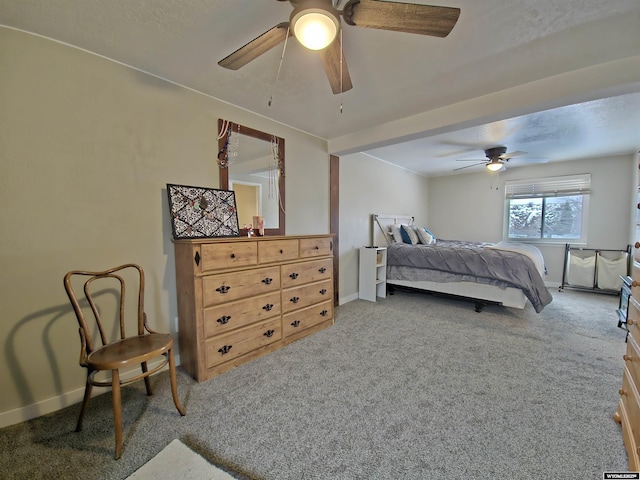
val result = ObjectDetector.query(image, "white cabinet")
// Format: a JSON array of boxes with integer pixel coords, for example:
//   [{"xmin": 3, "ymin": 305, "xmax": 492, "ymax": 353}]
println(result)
[{"xmin": 359, "ymin": 247, "xmax": 387, "ymax": 302}]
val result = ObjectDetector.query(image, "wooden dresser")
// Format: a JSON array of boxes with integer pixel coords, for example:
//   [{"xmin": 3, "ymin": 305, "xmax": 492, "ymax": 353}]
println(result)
[
  {"xmin": 173, "ymin": 234, "xmax": 334, "ymax": 382},
  {"xmin": 613, "ymin": 173, "xmax": 640, "ymax": 470}
]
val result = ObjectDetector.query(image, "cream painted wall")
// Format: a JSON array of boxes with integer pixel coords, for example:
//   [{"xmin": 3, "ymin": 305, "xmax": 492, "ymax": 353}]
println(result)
[
  {"xmin": 0, "ymin": 28, "xmax": 329, "ymax": 425},
  {"xmin": 427, "ymin": 154, "xmax": 636, "ymax": 285},
  {"xmin": 339, "ymin": 153, "xmax": 430, "ymax": 303}
]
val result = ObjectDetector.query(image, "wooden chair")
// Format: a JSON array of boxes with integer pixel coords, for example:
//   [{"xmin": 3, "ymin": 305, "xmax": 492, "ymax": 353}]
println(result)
[{"xmin": 63, "ymin": 263, "xmax": 185, "ymax": 459}]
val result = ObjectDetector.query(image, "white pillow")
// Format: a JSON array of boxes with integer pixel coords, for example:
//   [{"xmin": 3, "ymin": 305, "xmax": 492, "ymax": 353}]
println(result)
[
  {"xmin": 390, "ymin": 224, "xmax": 404, "ymax": 243},
  {"xmin": 415, "ymin": 226, "xmax": 436, "ymax": 245}
]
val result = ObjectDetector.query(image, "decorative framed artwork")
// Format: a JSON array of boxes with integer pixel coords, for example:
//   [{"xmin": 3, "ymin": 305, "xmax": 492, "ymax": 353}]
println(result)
[{"xmin": 167, "ymin": 184, "xmax": 240, "ymax": 239}]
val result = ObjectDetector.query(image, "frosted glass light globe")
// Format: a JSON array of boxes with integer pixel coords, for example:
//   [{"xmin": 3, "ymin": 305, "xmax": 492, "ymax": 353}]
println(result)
[{"xmin": 292, "ymin": 10, "xmax": 339, "ymax": 50}]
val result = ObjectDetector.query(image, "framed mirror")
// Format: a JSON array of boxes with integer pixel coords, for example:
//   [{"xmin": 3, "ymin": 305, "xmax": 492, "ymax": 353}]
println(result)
[{"xmin": 218, "ymin": 119, "xmax": 285, "ymax": 236}]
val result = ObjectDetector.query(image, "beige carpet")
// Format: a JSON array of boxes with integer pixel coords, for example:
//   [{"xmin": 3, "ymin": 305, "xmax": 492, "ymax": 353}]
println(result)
[
  {"xmin": 126, "ymin": 439, "xmax": 235, "ymax": 480},
  {"xmin": 0, "ymin": 288, "xmax": 628, "ymax": 479}
]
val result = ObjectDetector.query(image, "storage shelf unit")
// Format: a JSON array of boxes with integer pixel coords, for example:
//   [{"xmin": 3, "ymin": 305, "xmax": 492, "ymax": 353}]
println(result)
[
  {"xmin": 559, "ymin": 243, "xmax": 631, "ymax": 294},
  {"xmin": 359, "ymin": 247, "xmax": 387, "ymax": 302}
]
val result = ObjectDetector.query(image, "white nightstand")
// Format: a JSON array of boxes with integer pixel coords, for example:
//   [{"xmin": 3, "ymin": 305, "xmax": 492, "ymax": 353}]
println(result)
[{"xmin": 359, "ymin": 246, "xmax": 387, "ymax": 302}]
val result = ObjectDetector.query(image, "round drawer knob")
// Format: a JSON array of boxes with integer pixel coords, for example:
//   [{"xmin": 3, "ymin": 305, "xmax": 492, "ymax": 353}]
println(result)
[
  {"xmin": 624, "ymin": 354, "xmax": 633, "ymax": 362},
  {"xmin": 619, "ymin": 388, "xmax": 626, "ymax": 396},
  {"xmin": 633, "ymin": 281, "xmax": 639, "ymax": 287},
  {"xmin": 629, "ymin": 319, "xmax": 635, "ymax": 326},
  {"xmin": 635, "ymin": 242, "xmax": 640, "ymax": 249}
]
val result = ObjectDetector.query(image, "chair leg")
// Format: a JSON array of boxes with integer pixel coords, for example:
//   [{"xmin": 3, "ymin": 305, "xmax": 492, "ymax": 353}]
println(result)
[
  {"xmin": 168, "ymin": 348, "xmax": 186, "ymax": 416},
  {"xmin": 75, "ymin": 377, "xmax": 93, "ymax": 432},
  {"xmin": 141, "ymin": 361, "xmax": 153, "ymax": 396},
  {"xmin": 111, "ymin": 369, "xmax": 123, "ymax": 460}
]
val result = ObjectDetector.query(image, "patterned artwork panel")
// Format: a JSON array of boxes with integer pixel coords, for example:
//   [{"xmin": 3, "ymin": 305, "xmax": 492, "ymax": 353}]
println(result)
[{"xmin": 167, "ymin": 184, "xmax": 240, "ymax": 239}]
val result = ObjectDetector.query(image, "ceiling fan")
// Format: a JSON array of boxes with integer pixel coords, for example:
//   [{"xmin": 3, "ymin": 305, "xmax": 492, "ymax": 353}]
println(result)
[
  {"xmin": 453, "ymin": 146, "xmax": 549, "ymax": 172},
  {"xmin": 218, "ymin": 0, "xmax": 461, "ymax": 94}
]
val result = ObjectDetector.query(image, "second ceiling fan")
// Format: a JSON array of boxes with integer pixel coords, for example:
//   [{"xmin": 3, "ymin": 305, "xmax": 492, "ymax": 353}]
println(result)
[
  {"xmin": 454, "ymin": 146, "xmax": 549, "ymax": 172},
  {"xmin": 218, "ymin": 0, "xmax": 461, "ymax": 94}
]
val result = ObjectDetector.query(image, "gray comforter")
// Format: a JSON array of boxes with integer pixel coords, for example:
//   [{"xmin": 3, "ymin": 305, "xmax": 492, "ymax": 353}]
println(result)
[{"xmin": 386, "ymin": 240, "xmax": 553, "ymax": 313}]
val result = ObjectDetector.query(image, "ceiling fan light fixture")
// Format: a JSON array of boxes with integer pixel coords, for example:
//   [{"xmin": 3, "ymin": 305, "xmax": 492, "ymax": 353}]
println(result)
[
  {"xmin": 486, "ymin": 159, "xmax": 504, "ymax": 172},
  {"xmin": 290, "ymin": 5, "xmax": 340, "ymax": 51}
]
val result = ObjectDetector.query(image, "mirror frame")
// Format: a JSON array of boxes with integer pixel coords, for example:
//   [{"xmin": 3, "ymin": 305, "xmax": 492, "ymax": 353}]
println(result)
[{"xmin": 218, "ymin": 119, "xmax": 285, "ymax": 236}]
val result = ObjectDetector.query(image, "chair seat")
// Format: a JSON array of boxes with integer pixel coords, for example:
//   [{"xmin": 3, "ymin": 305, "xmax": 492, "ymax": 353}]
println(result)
[{"xmin": 87, "ymin": 333, "xmax": 172, "ymax": 370}]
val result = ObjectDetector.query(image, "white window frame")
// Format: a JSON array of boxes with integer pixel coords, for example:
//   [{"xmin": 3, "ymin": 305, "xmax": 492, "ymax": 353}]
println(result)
[{"xmin": 503, "ymin": 174, "xmax": 591, "ymax": 244}]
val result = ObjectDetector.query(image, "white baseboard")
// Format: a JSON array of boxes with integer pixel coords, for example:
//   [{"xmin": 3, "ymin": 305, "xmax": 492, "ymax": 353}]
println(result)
[
  {"xmin": 339, "ymin": 293, "xmax": 359, "ymax": 305},
  {"xmin": 0, "ymin": 385, "xmax": 92, "ymax": 429},
  {"xmin": 0, "ymin": 355, "xmax": 178, "ymax": 429}
]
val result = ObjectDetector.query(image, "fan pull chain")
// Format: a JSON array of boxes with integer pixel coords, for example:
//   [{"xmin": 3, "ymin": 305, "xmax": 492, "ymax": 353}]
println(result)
[
  {"xmin": 268, "ymin": 27, "xmax": 291, "ymax": 107},
  {"xmin": 489, "ymin": 171, "xmax": 500, "ymax": 191}
]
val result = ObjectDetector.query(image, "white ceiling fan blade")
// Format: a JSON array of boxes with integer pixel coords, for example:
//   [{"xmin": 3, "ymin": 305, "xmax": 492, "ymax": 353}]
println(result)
[
  {"xmin": 501, "ymin": 150, "xmax": 527, "ymax": 158},
  {"xmin": 509, "ymin": 157, "xmax": 550, "ymax": 164},
  {"xmin": 436, "ymin": 147, "xmax": 478, "ymax": 158},
  {"xmin": 453, "ymin": 162, "xmax": 486, "ymax": 171}
]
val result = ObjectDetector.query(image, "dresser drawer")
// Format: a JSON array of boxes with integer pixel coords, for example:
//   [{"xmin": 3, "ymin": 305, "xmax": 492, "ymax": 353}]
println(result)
[
  {"xmin": 282, "ymin": 279, "xmax": 333, "ymax": 314},
  {"xmin": 617, "ymin": 398, "xmax": 640, "ymax": 471},
  {"xmin": 624, "ymin": 334, "xmax": 640, "ymax": 387},
  {"xmin": 283, "ymin": 300, "xmax": 333, "ymax": 336},
  {"xmin": 300, "ymin": 237, "xmax": 333, "ymax": 258},
  {"xmin": 204, "ymin": 291, "xmax": 281, "ymax": 337},
  {"xmin": 633, "ymin": 261, "xmax": 640, "ymax": 298},
  {"xmin": 205, "ymin": 317, "xmax": 282, "ymax": 368},
  {"xmin": 258, "ymin": 239, "xmax": 299, "ymax": 264},
  {"xmin": 203, "ymin": 266, "xmax": 280, "ymax": 306},
  {"xmin": 281, "ymin": 258, "xmax": 333, "ymax": 289},
  {"xmin": 628, "ymin": 296, "xmax": 640, "ymax": 340},
  {"xmin": 201, "ymin": 241, "xmax": 257, "ymax": 271},
  {"xmin": 619, "ymin": 366, "xmax": 640, "ymax": 452}
]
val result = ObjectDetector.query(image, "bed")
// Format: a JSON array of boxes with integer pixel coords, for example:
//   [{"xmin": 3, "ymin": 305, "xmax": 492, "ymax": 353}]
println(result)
[{"xmin": 373, "ymin": 214, "xmax": 553, "ymax": 312}]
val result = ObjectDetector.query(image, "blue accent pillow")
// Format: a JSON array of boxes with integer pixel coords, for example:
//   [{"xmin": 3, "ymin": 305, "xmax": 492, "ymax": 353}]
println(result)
[{"xmin": 400, "ymin": 224, "xmax": 419, "ymax": 244}]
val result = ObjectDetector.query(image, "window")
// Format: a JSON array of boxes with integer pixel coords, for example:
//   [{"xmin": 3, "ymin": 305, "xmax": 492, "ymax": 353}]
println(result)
[{"xmin": 504, "ymin": 174, "xmax": 590, "ymax": 243}]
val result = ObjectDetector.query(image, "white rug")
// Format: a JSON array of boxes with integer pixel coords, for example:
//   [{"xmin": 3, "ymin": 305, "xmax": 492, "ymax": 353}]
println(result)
[{"xmin": 127, "ymin": 439, "xmax": 236, "ymax": 480}]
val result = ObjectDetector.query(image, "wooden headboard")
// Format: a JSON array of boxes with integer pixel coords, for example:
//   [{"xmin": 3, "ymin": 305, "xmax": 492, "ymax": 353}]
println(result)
[{"xmin": 372, "ymin": 214, "xmax": 414, "ymax": 247}]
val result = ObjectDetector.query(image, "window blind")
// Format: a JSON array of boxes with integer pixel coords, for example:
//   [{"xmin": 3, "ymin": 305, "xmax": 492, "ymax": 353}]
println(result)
[{"xmin": 505, "ymin": 174, "xmax": 591, "ymax": 199}]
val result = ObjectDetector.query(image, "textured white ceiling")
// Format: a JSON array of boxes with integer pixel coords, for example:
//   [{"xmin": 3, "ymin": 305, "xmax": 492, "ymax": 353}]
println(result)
[
  {"xmin": 2, "ymin": 0, "xmax": 639, "ymax": 176},
  {"xmin": 365, "ymin": 93, "xmax": 640, "ymax": 175}
]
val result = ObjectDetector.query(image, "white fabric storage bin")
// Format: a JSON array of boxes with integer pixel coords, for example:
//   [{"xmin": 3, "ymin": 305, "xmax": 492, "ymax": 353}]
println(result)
[
  {"xmin": 567, "ymin": 253, "xmax": 596, "ymax": 288},
  {"xmin": 596, "ymin": 253, "xmax": 627, "ymax": 291}
]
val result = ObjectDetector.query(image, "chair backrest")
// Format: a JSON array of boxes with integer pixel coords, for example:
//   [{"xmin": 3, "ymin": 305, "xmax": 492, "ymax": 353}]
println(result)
[{"xmin": 64, "ymin": 264, "xmax": 146, "ymax": 363}]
